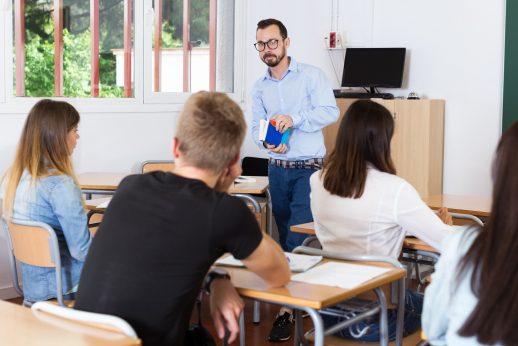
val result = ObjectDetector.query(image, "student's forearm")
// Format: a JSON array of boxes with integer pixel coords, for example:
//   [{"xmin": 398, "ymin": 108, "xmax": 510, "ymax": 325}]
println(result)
[{"xmin": 242, "ymin": 235, "xmax": 291, "ymax": 287}]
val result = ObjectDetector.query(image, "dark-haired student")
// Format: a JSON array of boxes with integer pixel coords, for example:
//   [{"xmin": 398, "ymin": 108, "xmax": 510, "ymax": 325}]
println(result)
[
  {"xmin": 309, "ymin": 100, "xmax": 454, "ymax": 342},
  {"xmin": 422, "ymin": 121, "xmax": 518, "ymax": 346},
  {"xmin": 74, "ymin": 91, "xmax": 291, "ymax": 346}
]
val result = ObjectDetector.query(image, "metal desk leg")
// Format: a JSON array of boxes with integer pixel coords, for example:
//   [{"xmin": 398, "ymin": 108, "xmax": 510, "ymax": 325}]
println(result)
[
  {"xmin": 374, "ymin": 287, "xmax": 389, "ymax": 346},
  {"xmin": 395, "ymin": 277, "xmax": 405, "ymax": 346},
  {"xmin": 265, "ymin": 189, "xmax": 273, "ymax": 238},
  {"xmin": 293, "ymin": 309, "xmax": 311, "ymax": 346},
  {"xmin": 253, "ymin": 300, "xmax": 260, "ymax": 324},
  {"xmin": 305, "ymin": 308, "xmax": 325, "ymax": 346},
  {"xmin": 239, "ymin": 310, "xmax": 245, "ymax": 346},
  {"xmin": 405, "ymin": 260, "xmax": 413, "ymax": 290}
]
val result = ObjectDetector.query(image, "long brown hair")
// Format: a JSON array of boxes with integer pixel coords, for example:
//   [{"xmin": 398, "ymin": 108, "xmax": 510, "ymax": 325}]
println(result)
[
  {"xmin": 1, "ymin": 99, "xmax": 82, "ymax": 221},
  {"xmin": 322, "ymin": 100, "xmax": 396, "ymax": 198},
  {"xmin": 455, "ymin": 121, "xmax": 518, "ymax": 345}
]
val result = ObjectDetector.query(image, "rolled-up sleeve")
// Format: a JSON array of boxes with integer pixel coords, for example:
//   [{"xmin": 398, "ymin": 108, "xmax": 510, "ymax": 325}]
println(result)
[
  {"xmin": 49, "ymin": 178, "xmax": 92, "ymax": 262},
  {"xmin": 289, "ymin": 69, "xmax": 339, "ymax": 132}
]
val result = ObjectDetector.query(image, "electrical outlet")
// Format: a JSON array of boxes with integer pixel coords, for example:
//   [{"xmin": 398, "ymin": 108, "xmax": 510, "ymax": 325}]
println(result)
[
  {"xmin": 324, "ymin": 31, "xmax": 347, "ymax": 49},
  {"xmin": 329, "ymin": 32, "xmax": 336, "ymax": 48}
]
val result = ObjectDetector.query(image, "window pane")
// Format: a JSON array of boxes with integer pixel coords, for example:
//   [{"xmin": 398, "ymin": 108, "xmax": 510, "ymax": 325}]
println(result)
[
  {"xmin": 12, "ymin": 0, "xmax": 134, "ymax": 98},
  {"xmin": 151, "ymin": 0, "xmax": 234, "ymax": 93}
]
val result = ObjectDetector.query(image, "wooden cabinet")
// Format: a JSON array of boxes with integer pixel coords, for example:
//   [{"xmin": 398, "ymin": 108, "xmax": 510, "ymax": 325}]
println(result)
[{"xmin": 323, "ymin": 99, "xmax": 445, "ymax": 198}]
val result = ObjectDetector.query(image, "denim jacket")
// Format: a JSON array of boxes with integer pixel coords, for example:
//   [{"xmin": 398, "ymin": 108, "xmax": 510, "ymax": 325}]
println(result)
[{"xmin": 0, "ymin": 171, "xmax": 92, "ymax": 301}]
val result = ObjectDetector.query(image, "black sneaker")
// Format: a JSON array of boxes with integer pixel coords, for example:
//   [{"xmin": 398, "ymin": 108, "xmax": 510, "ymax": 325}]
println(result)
[{"xmin": 268, "ymin": 311, "xmax": 293, "ymax": 342}]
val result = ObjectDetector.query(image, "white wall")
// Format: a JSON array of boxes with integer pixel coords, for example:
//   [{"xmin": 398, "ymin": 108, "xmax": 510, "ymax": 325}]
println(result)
[{"xmin": 244, "ymin": 0, "xmax": 505, "ymax": 198}]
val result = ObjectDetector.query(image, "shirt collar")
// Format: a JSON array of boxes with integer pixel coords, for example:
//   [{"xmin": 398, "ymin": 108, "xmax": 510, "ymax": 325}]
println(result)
[{"xmin": 262, "ymin": 56, "xmax": 298, "ymax": 81}]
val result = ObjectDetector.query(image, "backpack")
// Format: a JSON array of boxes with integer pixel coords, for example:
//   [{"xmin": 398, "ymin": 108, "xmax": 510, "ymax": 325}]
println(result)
[{"xmin": 182, "ymin": 298, "xmax": 217, "ymax": 346}]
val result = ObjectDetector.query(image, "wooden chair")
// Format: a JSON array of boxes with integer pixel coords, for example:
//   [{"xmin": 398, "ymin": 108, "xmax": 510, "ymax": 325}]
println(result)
[
  {"xmin": 305, "ymin": 327, "xmax": 426, "ymax": 346},
  {"xmin": 139, "ymin": 160, "xmax": 175, "ymax": 173},
  {"xmin": 32, "ymin": 301, "xmax": 141, "ymax": 343},
  {"xmin": 2, "ymin": 218, "xmax": 74, "ymax": 307},
  {"xmin": 292, "ymin": 246, "xmax": 408, "ymax": 346}
]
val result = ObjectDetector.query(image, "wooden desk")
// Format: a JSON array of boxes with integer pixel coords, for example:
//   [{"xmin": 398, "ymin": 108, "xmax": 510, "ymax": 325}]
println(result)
[
  {"xmin": 216, "ymin": 258, "xmax": 406, "ymax": 346},
  {"xmin": 79, "ymin": 173, "xmax": 272, "ymax": 236},
  {"xmin": 290, "ymin": 222, "xmax": 437, "ymax": 253},
  {"xmin": 0, "ymin": 300, "xmax": 141, "ymax": 346},
  {"xmin": 422, "ymin": 194, "xmax": 492, "ymax": 217},
  {"xmin": 85, "ymin": 198, "xmax": 268, "ymax": 233}
]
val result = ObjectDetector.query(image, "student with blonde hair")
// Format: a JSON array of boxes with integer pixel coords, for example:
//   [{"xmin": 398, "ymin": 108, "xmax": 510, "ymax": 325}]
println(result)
[
  {"xmin": 0, "ymin": 99, "xmax": 92, "ymax": 302},
  {"xmin": 74, "ymin": 91, "xmax": 291, "ymax": 346}
]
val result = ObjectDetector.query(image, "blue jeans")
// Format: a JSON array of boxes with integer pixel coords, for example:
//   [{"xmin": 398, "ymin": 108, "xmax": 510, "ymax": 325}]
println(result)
[
  {"xmin": 322, "ymin": 290, "xmax": 423, "ymax": 343},
  {"xmin": 268, "ymin": 163, "xmax": 316, "ymax": 252}
]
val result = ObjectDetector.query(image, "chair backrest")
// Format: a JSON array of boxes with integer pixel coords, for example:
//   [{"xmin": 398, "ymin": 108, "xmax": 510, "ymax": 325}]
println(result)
[
  {"xmin": 433, "ymin": 210, "xmax": 484, "ymax": 226},
  {"xmin": 7, "ymin": 222, "xmax": 56, "ymax": 267},
  {"xmin": 292, "ymin": 246, "xmax": 403, "ymax": 308},
  {"xmin": 241, "ymin": 157, "xmax": 268, "ymax": 176},
  {"xmin": 2, "ymin": 218, "xmax": 65, "ymax": 306},
  {"xmin": 32, "ymin": 302, "xmax": 139, "ymax": 339},
  {"xmin": 140, "ymin": 160, "xmax": 175, "ymax": 173}
]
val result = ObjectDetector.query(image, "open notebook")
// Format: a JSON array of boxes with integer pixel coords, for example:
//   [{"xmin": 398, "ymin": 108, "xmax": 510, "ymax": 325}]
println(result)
[{"xmin": 215, "ymin": 253, "xmax": 323, "ymax": 273}]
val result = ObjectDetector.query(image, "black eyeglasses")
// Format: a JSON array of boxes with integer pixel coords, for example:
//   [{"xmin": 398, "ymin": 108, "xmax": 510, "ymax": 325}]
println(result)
[{"xmin": 254, "ymin": 39, "xmax": 284, "ymax": 52}]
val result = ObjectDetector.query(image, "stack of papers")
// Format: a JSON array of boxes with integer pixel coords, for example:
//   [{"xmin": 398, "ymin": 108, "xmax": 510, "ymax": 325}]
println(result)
[
  {"xmin": 215, "ymin": 253, "xmax": 323, "ymax": 273},
  {"xmin": 291, "ymin": 262, "xmax": 391, "ymax": 289}
]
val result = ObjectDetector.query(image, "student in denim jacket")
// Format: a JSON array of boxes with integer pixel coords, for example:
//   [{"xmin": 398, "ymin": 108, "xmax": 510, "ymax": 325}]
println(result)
[
  {"xmin": 423, "ymin": 121, "xmax": 518, "ymax": 346},
  {"xmin": 0, "ymin": 99, "xmax": 92, "ymax": 302}
]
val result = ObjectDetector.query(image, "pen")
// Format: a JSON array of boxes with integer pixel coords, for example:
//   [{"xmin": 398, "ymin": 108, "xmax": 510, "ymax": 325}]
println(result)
[{"xmin": 286, "ymin": 256, "xmax": 290, "ymax": 263}]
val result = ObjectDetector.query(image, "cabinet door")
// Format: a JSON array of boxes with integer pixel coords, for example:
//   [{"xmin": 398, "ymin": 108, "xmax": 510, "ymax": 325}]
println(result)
[
  {"xmin": 325, "ymin": 99, "xmax": 395, "ymax": 155},
  {"xmin": 392, "ymin": 100, "xmax": 444, "ymax": 197}
]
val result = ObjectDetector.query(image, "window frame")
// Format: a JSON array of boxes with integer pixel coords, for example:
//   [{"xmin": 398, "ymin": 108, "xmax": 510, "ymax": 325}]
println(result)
[
  {"xmin": 143, "ymin": 0, "xmax": 244, "ymax": 104},
  {"xmin": 0, "ymin": 0, "xmax": 245, "ymax": 114}
]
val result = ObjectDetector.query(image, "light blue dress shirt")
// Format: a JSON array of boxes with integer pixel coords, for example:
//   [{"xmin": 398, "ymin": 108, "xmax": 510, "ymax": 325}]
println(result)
[
  {"xmin": 0, "ymin": 171, "xmax": 92, "ymax": 301},
  {"xmin": 422, "ymin": 227, "xmax": 501, "ymax": 346},
  {"xmin": 251, "ymin": 57, "xmax": 339, "ymax": 161}
]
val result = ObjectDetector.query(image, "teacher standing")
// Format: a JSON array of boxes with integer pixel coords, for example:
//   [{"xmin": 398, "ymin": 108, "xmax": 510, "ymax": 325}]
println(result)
[{"xmin": 251, "ymin": 18, "xmax": 339, "ymax": 253}]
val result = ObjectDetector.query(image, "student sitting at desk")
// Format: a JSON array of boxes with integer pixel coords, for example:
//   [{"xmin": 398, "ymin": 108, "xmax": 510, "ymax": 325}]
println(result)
[
  {"xmin": 422, "ymin": 121, "xmax": 518, "ymax": 346},
  {"xmin": 74, "ymin": 91, "xmax": 291, "ymax": 346},
  {"xmin": 0, "ymin": 99, "xmax": 92, "ymax": 303},
  {"xmin": 309, "ymin": 100, "xmax": 454, "ymax": 342}
]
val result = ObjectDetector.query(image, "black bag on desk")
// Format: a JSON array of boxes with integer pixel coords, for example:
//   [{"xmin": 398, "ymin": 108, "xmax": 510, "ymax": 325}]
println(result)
[{"xmin": 182, "ymin": 299, "xmax": 216, "ymax": 346}]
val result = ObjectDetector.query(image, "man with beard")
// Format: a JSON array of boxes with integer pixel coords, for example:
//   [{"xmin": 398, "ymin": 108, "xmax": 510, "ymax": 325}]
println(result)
[{"xmin": 250, "ymin": 18, "xmax": 339, "ymax": 342}]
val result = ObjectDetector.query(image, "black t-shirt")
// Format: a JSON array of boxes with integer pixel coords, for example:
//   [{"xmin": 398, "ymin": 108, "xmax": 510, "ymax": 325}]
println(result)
[{"xmin": 74, "ymin": 172, "xmax": 263, "ymax": 346}]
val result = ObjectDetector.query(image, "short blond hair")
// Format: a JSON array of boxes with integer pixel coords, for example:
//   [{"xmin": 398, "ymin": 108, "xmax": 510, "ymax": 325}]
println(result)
[{"xmin": 176, "ymin": 91, "xmax": 246, "ymax": 173}]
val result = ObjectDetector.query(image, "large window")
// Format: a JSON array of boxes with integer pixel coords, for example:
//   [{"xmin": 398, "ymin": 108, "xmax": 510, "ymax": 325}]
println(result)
[
  {"xmin": 0, "ymin": 0, "xmax": 243, "ymax": 111},
  {"xmin": 12, "ymin": 0, "xmax": 134, "ymax": 98}
]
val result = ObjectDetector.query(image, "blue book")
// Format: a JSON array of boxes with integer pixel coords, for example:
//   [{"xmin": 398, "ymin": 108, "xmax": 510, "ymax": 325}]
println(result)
[{"xmin": 258, "ymin": 119, "xmax": 291, "ymax": 146}]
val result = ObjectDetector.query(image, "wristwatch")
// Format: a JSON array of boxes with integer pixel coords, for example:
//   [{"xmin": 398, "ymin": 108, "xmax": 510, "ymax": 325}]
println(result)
[{"xmin": 205, "ymin": 269, "xmax": 231, "ymax": 295}]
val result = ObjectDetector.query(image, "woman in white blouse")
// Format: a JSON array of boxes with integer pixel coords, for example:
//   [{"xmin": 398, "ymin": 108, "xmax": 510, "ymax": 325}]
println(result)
[
  {"xmin": 423, "ymin": 121, "xmax": 518, "ymax": 346},
  {"xmin": 310, "ymin": 100, "xmax": 453, "ymax": 342}
]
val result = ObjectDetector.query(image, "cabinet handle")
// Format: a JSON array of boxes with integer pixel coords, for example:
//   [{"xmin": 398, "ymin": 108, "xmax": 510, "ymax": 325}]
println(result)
[{"xmin": 393, "ymin": 113, "xmax": 396, "ymax": 119}]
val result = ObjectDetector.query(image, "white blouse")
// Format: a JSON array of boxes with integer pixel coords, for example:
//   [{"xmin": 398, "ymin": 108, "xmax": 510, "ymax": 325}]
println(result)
[{"xmin": 309, "ymin": 166, "xmax": 453, "ymax": 259}]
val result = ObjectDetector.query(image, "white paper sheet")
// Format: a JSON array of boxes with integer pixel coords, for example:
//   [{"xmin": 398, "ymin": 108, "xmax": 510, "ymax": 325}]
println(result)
[
  {"xmin": 291, "ymin": 262, "xmax": 391, "ymax": 289},
  {"xmin": 215, "ymin": 253, "xmax": 323, "ymax": 273},
  {"xmin": 96, "ymin": 199, "xmax": 112, "ymax": 209}
]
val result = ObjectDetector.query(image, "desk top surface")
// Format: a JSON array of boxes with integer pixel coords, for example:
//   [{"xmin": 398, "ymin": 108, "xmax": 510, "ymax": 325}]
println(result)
[
  {"xmin": 215, "ymin": 258, "xmax": 405, "ymax": 310},
  {"xmin": 0, "ymin": 301, "xmax": 141, "ymax": 346},
  {"xmin": 422, "ymin": 194, "xmax": 492, "ymax": 217},
  {"xmin": 290, "ymin": 222, "xmax": 437, "ymax": 253},
  {"xmin": 78, "ymin": 173, "xmax": 269, "ymax": 194}
]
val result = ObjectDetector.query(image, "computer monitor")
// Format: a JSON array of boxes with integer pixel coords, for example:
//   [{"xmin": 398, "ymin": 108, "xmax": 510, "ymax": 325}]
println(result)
[{"xmin": 341, "ymin": 48, "xmax": 406, "ymax": 92}]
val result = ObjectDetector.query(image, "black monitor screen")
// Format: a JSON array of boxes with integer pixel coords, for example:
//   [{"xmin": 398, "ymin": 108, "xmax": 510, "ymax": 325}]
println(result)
[{"xmin": 341, "ymin": 48, "xmax": 406, "ymax": 88}]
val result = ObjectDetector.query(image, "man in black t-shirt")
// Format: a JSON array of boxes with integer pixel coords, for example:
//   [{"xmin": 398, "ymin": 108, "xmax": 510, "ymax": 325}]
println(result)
[{"xmin": 74, "ymin": 92, "xmax": 291, "ymax": 346}]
